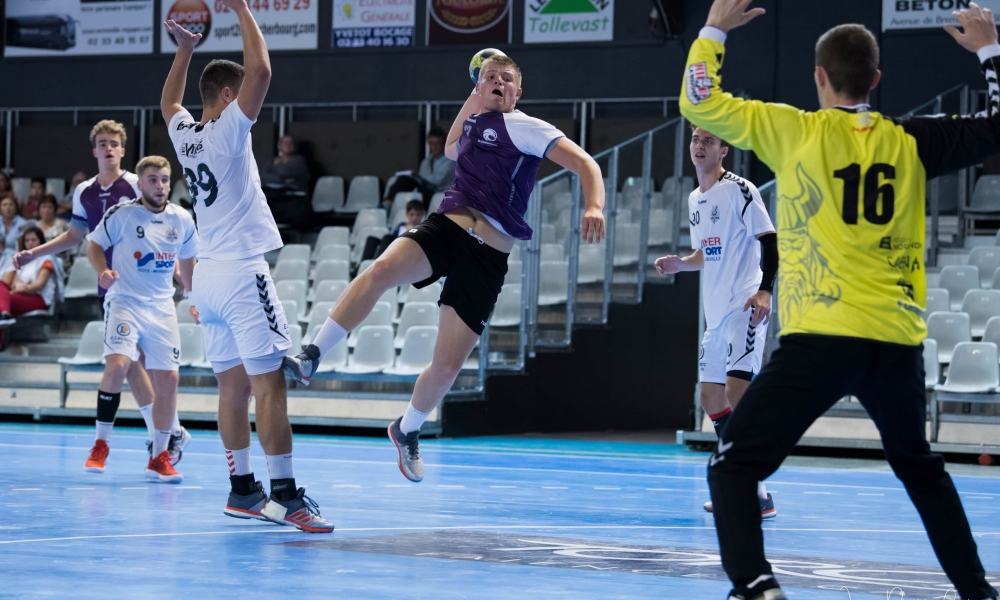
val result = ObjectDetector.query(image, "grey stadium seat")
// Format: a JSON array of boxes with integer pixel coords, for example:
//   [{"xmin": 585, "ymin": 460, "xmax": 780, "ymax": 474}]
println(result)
[
  {"xmin": 924, "ymin": 288, "xmax": 950, "ymax": 317},
  {"xmin": 935, "ymin": 342, "xmax": 999, "ymax": 393},
  {"xmin": 338, "ymin": 176, "xmax": 380, "ymax": 214},
  {"xmin": 968, "ymin": 246, "xmax": 1000, "ymax": 288},
  {"xmin": 961, "ymin": 289, "xmax": 1000, "ymax": 338},
  {"xmin": 925, "ymin": 311, "xmax": 972, "ymax": 364},
  {"xmin": 312, "ymin": 176, "xmax": 345, "ymax": 213},
  {"xmin": 922, "ymin": 338, "xmax": 940, "ymax": 389},
  {"xmin": 938, "ymin": 265, "xmax": 979, "ymax": 311}
]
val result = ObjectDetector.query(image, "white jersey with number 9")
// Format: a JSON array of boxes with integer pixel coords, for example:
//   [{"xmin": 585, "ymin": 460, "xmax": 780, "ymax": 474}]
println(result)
[{"xmin": 167, "ymin": 102, "xmax": 283, "ymax": 262}]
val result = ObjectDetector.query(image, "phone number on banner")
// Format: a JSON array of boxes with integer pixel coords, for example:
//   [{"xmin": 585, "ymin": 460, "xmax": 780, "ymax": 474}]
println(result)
[
  {"xmin": 215, "ymin": 0, "xmax": 311, "ymax": 12},
  {"xmin": 335, "ymin": 27, "xmax": 414, "ymax": 48}
]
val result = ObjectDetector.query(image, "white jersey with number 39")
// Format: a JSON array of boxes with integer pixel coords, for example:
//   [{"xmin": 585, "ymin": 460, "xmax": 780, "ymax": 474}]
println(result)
[
  {"xmin": 167, "ymin": 103, "xmax": 282, "ymax": 262},
  {"xmin": 688, "ymin": 171, "xmax": 775, "ymax": 330}
]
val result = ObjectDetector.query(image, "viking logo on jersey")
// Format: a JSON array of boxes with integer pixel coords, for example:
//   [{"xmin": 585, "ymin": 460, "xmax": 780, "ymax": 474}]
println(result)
[
  {"xmin": 134, "ymin": 251, "xmax": 177, "ymax": 273},
  {"xmin": 710, "ymin": 205, "xmax": 720, "ymax": 223},
  {"xmin": 701, "ymin": 237, "xmax": 722, "ymax": 261}
]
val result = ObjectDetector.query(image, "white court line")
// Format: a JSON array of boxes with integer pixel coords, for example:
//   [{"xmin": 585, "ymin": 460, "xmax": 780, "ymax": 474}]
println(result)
[
  {"xmin": 803, "ymin": 491, "xmax": 833, "ymax": 495},
  {"xmin": 2, "ymin": 524, "xmax": 999, "ymax": 546},
  {"xmin": 1, "ymin": 442, "xmax": 998, "ymax": 495},
  {"xmin": 857, "ymin": 493, "xmax": 884, "ymax": 496},
  {"xmin": 120, "ymin": 487, "xmax": 148, "ymax": 490},
  {"xmin": 332, "ymin": 485, "xmax": 361, "ymax": 488},
  {"xmin": 594, "ymin": 487, "xmax": 621, "ymax": 490},
  {"xmin": 542, "ymin": 486, "xmax": 568, "ymax": 490},
  {"xmin": 11, "ymin": 488, "xmax": 40, "ymax": 491},
  {"xmin": 489, "ymin": 485, "xmax": 516, "ymax": 489},
  {"xmin": 176, "ymin": 486, "xmax": 203, "ymax": 489},
  {"xmin": 437, "ymin": 485, "xmax": 465, "ymax": 489},
  {"xmin": 65, "ymin": 487, "xmax": 95, "ymax": 491},
  {"xmin": 384, "ymin": 484, "xmax": 411, "ymax": 488}
]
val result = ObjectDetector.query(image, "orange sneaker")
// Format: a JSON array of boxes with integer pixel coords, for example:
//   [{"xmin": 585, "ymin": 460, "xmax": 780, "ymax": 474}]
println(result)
[
  {"xmin": 84, "ymin": 439, "xmax": 109, "ymax": 473},
  {"xmin": 145, "ymin": 450, "xmax": 183, "ymax": 483}
]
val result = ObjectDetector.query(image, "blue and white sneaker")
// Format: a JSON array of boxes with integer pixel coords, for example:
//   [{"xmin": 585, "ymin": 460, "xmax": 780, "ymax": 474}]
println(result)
[
  {"xmin": 282, "ymin": 344, "xmax": 320, "ymax": 386},
  {"xmin": 728, "ymin": 574, "xmax": 787, "ymax": 600},
  {"xmin": 704, "ymin": 493, "xmax": 777, "ymax": 519}
]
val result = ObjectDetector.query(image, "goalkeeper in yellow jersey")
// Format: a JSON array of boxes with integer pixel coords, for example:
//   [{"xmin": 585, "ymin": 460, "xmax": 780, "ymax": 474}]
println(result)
[{"xmin": 681, "ymin": 1, "xmax": 1000, "ymax": 599}]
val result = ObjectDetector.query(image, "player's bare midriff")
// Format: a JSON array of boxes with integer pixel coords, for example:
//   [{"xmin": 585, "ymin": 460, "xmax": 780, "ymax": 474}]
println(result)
[{"xmin": 442, "ymin": 206, "xmax": 516, "ymax": 254}]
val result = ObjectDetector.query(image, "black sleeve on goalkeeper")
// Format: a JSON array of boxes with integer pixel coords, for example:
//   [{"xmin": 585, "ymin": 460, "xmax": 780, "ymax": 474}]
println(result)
[
  {"xmin": 888, "ymin": 54, "xmax": 1000, "ymax": 180},
  {"xmin": 758, "ymin": 233, "xmax": 778, "ymax": 294}
]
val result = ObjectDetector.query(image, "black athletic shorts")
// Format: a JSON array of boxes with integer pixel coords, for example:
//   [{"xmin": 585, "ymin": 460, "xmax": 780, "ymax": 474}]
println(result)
[{"xmin": 400, "ymin": 213, "xmax": 509, "ymax": 335}]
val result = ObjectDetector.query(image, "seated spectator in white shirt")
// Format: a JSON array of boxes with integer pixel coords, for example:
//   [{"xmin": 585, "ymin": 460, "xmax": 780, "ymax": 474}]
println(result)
[
  {"xmin": 38, "ymin": 195, "xmax": 69, "ymax": 242},
  {"xmin": 383, "ymin": 128, "xmax": 455, "ymax": 209},
  {"xmin": 262, "ymin": 135, "xmax": 311, "ymax": 191},
  {"xmin": 60, "ymin": 171, "xmax": 88, "ymax": 215},
  {"xmin": 0, "ymin": 226, "xmax": 58, "ymax": 329}
]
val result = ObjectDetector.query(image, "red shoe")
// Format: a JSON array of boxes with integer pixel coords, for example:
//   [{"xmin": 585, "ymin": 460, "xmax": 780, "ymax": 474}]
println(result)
[
  {"xmin": 145, "ymin": 450, "xmax": 183, "ymax": 483},
  {"xmin": 84, "ymin": 439, "xmax": 109, "ymax": 473}
]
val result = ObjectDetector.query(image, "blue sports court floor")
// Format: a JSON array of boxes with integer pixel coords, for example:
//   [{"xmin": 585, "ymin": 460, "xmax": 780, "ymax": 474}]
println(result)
[{"xmin": 1, "ymin": 423, "xmax": 998, "ymax": 599}]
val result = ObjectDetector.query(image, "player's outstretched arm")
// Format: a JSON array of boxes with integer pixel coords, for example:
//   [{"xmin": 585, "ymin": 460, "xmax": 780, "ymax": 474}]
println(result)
[
  {"xmin": 655, "ymin": 251, "xmax": 705, "ymax": 275},
  {"xmin": 87, "ymin": 241, "xmax": 119, "ymax": 290},
  {"xmin": 13, "ymin": 225, "xmax": 85, "ymax": 269},
  {"xmin": 161, "ymin": 20, "xmax": 201, "ymax": 122},
  {"xmin": 224, "ymin": 0, "xmax": 271, "ymax": 121},
  {"xmin": 445, "ymin": 90, "xmax": 485, "ymax": 161},
  {"xmin": 546, "ymin": 139, "xmax": 606, "ymax": 244}
]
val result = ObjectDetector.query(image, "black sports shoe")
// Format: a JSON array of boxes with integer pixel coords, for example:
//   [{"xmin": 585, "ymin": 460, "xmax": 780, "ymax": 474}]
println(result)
[
  {"xmin": 282, "ymin": 344, "xmax": 321, "ymax": 386},
  {"xmin": 728, "ymin": 575, "xmax": 787, "ymax": 600},
  {"xmin": 388, "ymin": 417, "xmax": 424, "ymax": 482}
]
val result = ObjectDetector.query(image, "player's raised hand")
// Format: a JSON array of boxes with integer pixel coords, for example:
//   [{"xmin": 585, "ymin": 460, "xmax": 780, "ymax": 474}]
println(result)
[
  {"xmin": 706, "ymin": 0, "xmax": 766, "ymax": 33},
  {"xmin": 654, "ymin": 255, "xmax": 685, "ymax": 275},
  {"xmin": 12, "ymin": 250, "xmax": 34, "ymax": 269},
  {"xmin": 743, "ymin": 290, "xmax": 772, "ymax": 327},
  {"xmin": 581, "ymin": 207, "xmax": 606, "ymax": 244},
  {"xmin": 945, "ymin": 2, "xmax": 998, "ymax": 53},
  {"xmin": 164, "ymin": 19, "xmax": 202, "ymax": 51},
  {"xmin": 99, "ymin": 269, "xmax": 120, "ymax": 290}
]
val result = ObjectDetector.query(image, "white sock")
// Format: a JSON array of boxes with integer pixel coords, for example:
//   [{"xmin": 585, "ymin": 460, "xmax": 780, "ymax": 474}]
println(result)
[
  {"xmin": 138, "ymin": 404, "xmax": 155, "ymax": 439},
  {"xmin": 95, "ymin": 420, "xmax": 114, "ymax": 441},
  {"xmin": 312, "ymin": 318, "xmax": 347, "ymax": 357},
  {"xmin": 225, "ymin": 447, "xmax": 252, "ymax": 476},
  {"xmin": 153, "ymin": 429, "xmax": 172, "ymax": 456},
  {"xmin": 171, "ymin": 411, "xmax": 182, "ymax": 436},
  {"xmin": 399, "ymin": 402, "xmax": 430, "ymax": 434},
  {"xmin": 266, "ymin": 453, "xmax": 294, "ymax": 480},
  {"xmin": 758, "ymin": 481, "xmax": 768, "ymax": 500}
]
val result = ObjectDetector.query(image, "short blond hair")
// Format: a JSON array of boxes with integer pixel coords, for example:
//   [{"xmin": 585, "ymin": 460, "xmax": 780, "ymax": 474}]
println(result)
[
  {"xmin": 135, "ymin": 155, "xmax": 171, "ymax": 176},
  {"xmin": 481, "ymin": 55, "xmax": 522, "ymax": 87},
  {"xmin": 90, "ymin": 120, "xmax": 127, "ymax": 148}
]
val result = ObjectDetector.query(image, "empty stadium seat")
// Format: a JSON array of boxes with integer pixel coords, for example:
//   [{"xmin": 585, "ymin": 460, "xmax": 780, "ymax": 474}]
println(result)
[
  {"xmin": 553, "ymin": 209, "xmax": 572, "ymax": 243},
  {"xmin": 339, "ymin": 176, "xmax": 380, "ymax": 214},
  {"xmin": 46, "ymin": 178, "xmax": 65, "ymax": 199},
  {"xmin": 613, "ymin": 222, "xmax": 641, "ymax": 266},
  {"xmin": 577, "ymin": 243, "xmax": 606, "ymax": 283},
  {"xmin": 312, "ymin": 176, "xmax": 345, "ymax": 213},
  {"xmin": 541, "ymin": 243, "xmax": 565, "ymax": 262},
  {"xmin": 313, "ymin": 227, "xmax": 350, "ymax": 258},
  {"xmin": 313, "ymin": 260, "xmax": 350, "ymax": 284},
  {"xmin": 176, "ymin": 299, "xmax": 196, "ymax": 324},
  {"xmin": 64, "ymin": 261, "xmax": 99, "ymax": 298},
  {"xmin": 982, "ymin": 317, "xmax": 1000, "ymax": 352},
  {"xmin": 385, "ymin": 326, "xmax": 438, "ymax": 375},
  {"xmin": 337, "ymin": 325, "xmax": 394, "ymax": 374},
  {"xmin": 395, "ymin": 302, "xmax": 438, "ymax": 348},
  {"xmin": 276, "ymin": 280, "xmax": 307, "ymax": 323},
  {"xmin": 281, "ymin": 300, "xmax": 300, "ymax": 330},
  {"xmin": 924, "ymin": 288, "xmax": 950, "ymax": 317},
  {"xmin": 546, "ymin": 192, "xmax": 572, "ymax": 216},
  {"xmin": 538, "ymin": 260, "xmax": 569, "ymax": 306},
  {"xmin": 351, "ymin": 209, "xmax": 388, "ymax": 244},
  {"xmin": 649, "ymin": 191, "xmax": 665, "ymax": 209},
  {"xmin": 405, "ymin": 281, "xmax": 442, "ymax": 304},
  {"xmin": 926, "ymin": 311, "xmax": 972, "ymax": 363},
  {"xmin": 271, "ymin": 259, "xmax": 309, "ymax": 284},
  {"xmin": 505, "ymin": 260, "xmax": 522, "ymax": 285},
  {"xmin": 304, "ymin": 324, "xmax": 348, "ymax": 373},
  {"xmin": 348, "ymin": 301, "xmax": 393, "ymax": 348},
  {"xmin": 57, "ymin": 321, "xmax": 105, "ymax": 365},
  {"xmin": 11, "ymin": 178, "xmax": 30, "ymax": 200},
  {"xmin": 428, "ymin": 192, "xmax": 446, "ymax": 214},
  {"xmin": 177, "ymin": 323, "xmax": 206, "ymax": 368},
  {"xmin": 277, "ymin": 244, "xmax": 310, "ymax": 265},
  {"xmin": 351, "ymin": 226, "xmax": 388, "ymax": 262},
  {"xmin": 540, "ymin": 223, "xmax": 556, "ymax": 245},
  {"xmin": 969, "ymin": 247, "xmax": 1000, "ymax": 288},
  {"xmin": 302, "ymin": 301, "xmax": 337, "ymax": 343},
  {"xmin": 286, "ymin": 324, "xmax": 302, "ymax": 357},
  {"xmin": 542, "ymin": 179, "xmax": 570, "ymax": 203},
  {"xmin": 490, "ymin": 284, "xmax": 521, "ymax": 327},
  {"xmin": 967, "ymin": 175, "xmax": 1000, "ymax": 214},
  {"xmin": 935, "ymin": 342, "xmax": 999, "ymax": 393},
  {"xmin": 648, "ymin": 209, "xmax": 672, "ymax": 245},
  {"xmin": 938, "ymin": 265, "xmax": 979, "ymax": 311},
  {"xmin": 662, "ymin": 176, "xmax": 694, "ymax": 206},
  {"xmin": 961, "ymin": 289, "xmax": 1000, "ymax": 337},
  {"xmin": 923, "ymin": 338, "xmax": 940, "ymax": 389},
  {"xmin": 314, "ymin": 244, "xmax": 351, "ymax": 264},
  {"xmin": 509, "ymin": 244, "xmax": 521, "ymax": 262},
  {"xmin": 311, "ymin": 280, "xmax": 348, "ymax": 305}
]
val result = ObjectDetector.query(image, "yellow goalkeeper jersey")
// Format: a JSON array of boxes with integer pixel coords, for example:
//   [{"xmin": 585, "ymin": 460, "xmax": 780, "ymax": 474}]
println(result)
[{"xmin": 681, "ymin": 32, "xmax": 1000, "ymax": 346}]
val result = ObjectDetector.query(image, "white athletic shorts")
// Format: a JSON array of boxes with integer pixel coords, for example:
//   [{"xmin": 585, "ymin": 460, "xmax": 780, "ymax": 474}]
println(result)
[
  {"xmin": 699, "ymin": 306, "xmax": 768, "ymax": 385},
  {"xmin": 192, "ymin": 256, "xmax": 291, "ymax": 372},
  {"xmin": 103, "ymin": 296, "xmax": 180, "ymax": 371}
]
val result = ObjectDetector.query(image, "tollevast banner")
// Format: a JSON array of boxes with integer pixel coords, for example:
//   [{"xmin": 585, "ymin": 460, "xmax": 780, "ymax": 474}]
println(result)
[
  {"xmin": 161, "ymin": 0, "xmax": 318, "ymax": 53},
  {"xmin": 5, "ymin": 0, "xmax": 155, "ymax": 57},
  {"xmin": 883, "ymin": 0, "xmax": 1000, "ymax": 31},
  {"xmin": 333, "ymin": 0, "xmax": 415, "ymax": 49},
  {"xmin": 524, "ymin": 0, "xmax": 613, "ymax": 43}
]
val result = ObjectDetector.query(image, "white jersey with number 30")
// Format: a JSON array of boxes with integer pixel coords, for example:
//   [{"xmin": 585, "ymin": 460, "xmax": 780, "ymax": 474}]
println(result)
[
  {"xmin": 167, "ymin": 103, "xmax": 282, "ymax": 262},
  {"xmin": 688, "ymin": 171, "xmax": 775, "ymax": 330}
]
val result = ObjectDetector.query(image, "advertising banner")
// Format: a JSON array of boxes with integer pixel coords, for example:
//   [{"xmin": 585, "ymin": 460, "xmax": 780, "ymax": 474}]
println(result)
[
  {"xmin": 524, "ymin": 0, "xmax": 613, "ymax": 44},
  {"xmin": 161, "ymin": 0, "xmax": 318, "ymax": 53},
  {"xmin": 333, "ymin": 0, "xmax": 415, "ymax": 49},
  {"xmin": 883, "ymin": 0, "xmax": 1000, "ymax": 31},
  {"xmin": 5, "ymin": 0, "xmax": 154, "ymax": 57},
  {"xmin": 427, "ymin": 0, "xmax": 511, "ymax": 46}
]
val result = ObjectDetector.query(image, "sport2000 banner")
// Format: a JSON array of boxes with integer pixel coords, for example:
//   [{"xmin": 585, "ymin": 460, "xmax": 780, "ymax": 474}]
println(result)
[
  {"xmin": 161, "ymin": 0, "xmax": 318, "ymax": 52},
  {"xmin": 5, "ymin": 0, "xmax": 154, "ymax": 57}
]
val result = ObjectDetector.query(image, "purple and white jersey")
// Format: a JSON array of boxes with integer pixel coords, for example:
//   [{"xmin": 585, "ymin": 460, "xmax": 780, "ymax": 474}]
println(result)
[
  {"xmin": 70, "ymin": 171, "xmax": 141, "ymax": 295},
  {"xmin": 439, "ymin": 110, "xmax": 564, "ymax": 240}
]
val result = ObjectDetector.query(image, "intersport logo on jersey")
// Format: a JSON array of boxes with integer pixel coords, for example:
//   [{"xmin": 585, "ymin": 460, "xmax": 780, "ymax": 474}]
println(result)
[
  {"xmin": 701, "ymin": 237, "xmax": 722, "ymax": 261},
  {"xmin": 135, "ymin": 251, "xmax": 177, "ymax": 272}
]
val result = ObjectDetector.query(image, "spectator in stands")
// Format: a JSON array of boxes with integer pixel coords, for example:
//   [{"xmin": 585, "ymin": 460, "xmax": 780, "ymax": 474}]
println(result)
[
  {"xmin": 382, "ymin": 127, "xmax": 455, "ymax": 209},
  {"xmin": 0, "ymin": 226, "xmax": 57, "ymax": 322},
  {"xmin": 60, "ymin": 171, "xmax": 88, "ymax": 215},
  {"xmin": 262, "ymin": 135, "xmax": 310, "ymax": 191},
  {"xmin": 0, "ymin": 195, "xmax": 31, "ymax": 255},
  {"xmin": 21, "ymin": 177, "xmax": 45, "ymax": 219},
  {"xmin": 38, "ymin": 195, "xmax": 69, "ymax": 242},
  {"xmin": 0, "ymin": 173, "xmax": 15, "ymax": 202},
  {"xmin": 372, "ymin": 199, "xmax": 426, "ymax": 260}
]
